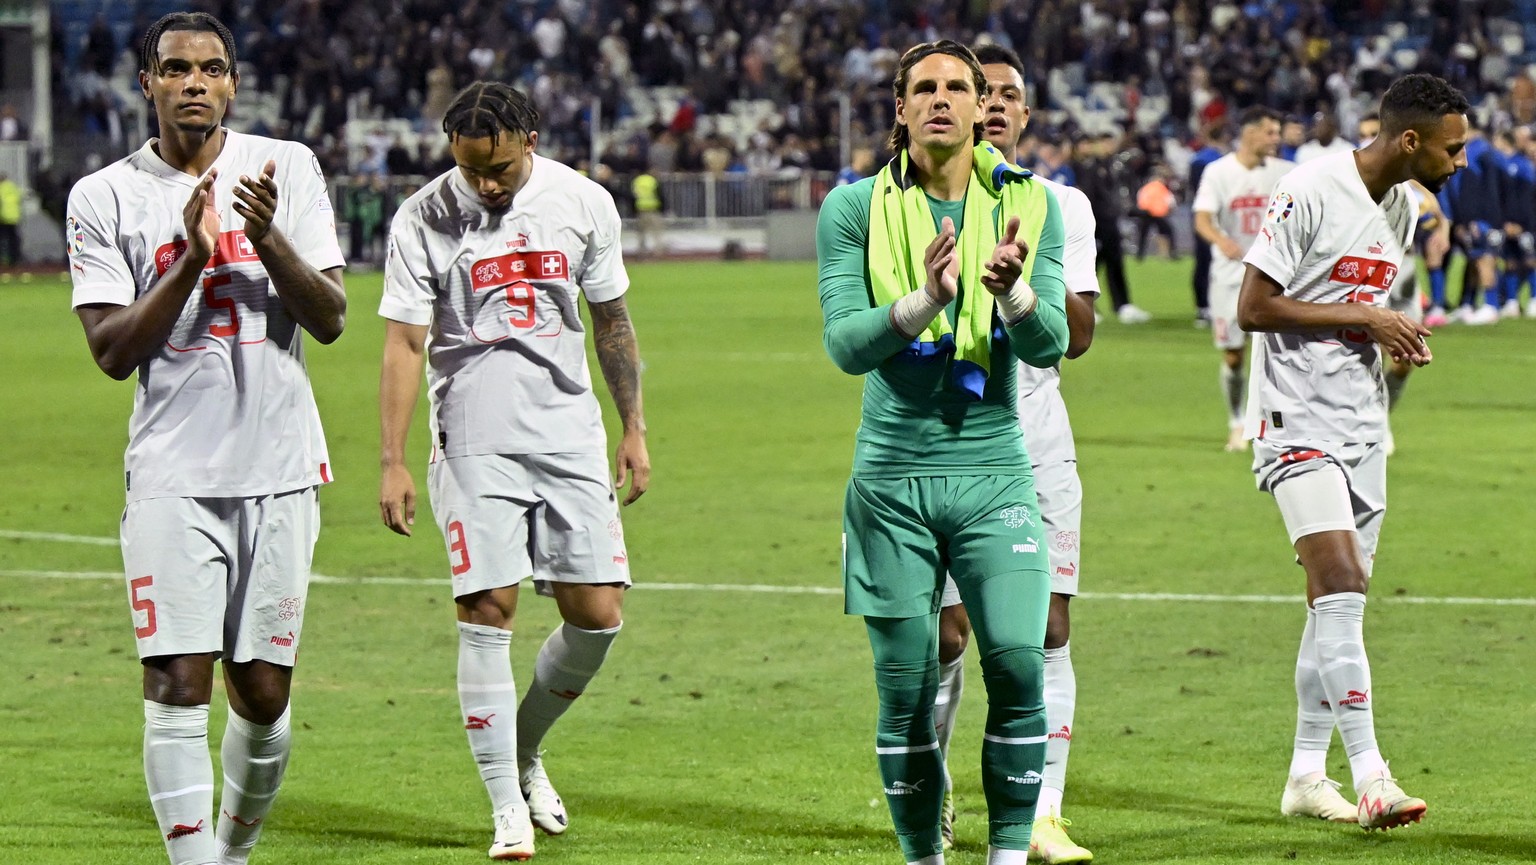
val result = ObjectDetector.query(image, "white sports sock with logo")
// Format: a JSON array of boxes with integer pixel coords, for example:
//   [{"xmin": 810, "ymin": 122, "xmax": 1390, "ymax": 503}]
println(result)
[
  {"xmin": 457, "ymin": 622, "xmax": 522, "ymax": 812},
  {"xmin": 933, "ymin": 657, "xmax": 964, "ymax": 765},
  {"xmin": 144, "ymin": 700, "xmax": 216, "ymax": 865},
  {"xmin": 1220, "ymin": 363, "xmax": 1244, "ymax": 425},
  {"xmin": 1034, "ymin": 643, "xmax": 1074, "ymax": 819},
  {"xmin": 215, "ymin": 706, "xmax": 291, "ymax": 865},
  {"xmin": 516, "ymin": 622, "xmax": 622, "ymax": 765},
  {"xmin": 1311, "ymin": 592, "xmax": 1389, "ymax": 792},
  {"xmin": 1290, "ymin": 606, "xmax": 1334, "ymax": 780}
]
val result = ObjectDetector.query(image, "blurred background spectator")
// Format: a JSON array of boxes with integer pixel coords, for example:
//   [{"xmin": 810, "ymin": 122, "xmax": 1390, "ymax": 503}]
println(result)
[{"xmin": 6, "ymin": 0, "xmax": 1536, "ymax": 266}]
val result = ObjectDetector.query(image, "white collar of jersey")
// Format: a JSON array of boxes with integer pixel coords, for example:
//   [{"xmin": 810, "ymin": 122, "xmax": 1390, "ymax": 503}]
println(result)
[{"xmin": 137, "ymin": 128, "xmax": 237, "ymax": 186}]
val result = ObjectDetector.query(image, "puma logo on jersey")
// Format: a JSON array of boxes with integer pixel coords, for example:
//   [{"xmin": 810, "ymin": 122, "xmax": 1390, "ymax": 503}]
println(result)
[
  {"xmin": 1013, "ymin": 541, "xmax": 1039, "ymax": 554},
  {"xmin": 269, "ymin": 631, "xmax": 295, "ymax": 647}
]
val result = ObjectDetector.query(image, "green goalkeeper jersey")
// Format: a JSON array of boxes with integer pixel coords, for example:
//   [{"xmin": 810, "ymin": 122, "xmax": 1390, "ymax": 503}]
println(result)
[{"xmin": 816, "ymin": 176, "xmax": 1068, "ymax": 478}]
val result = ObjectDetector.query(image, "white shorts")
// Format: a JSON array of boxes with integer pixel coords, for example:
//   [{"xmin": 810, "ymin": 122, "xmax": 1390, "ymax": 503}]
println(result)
[
  {"xmin": 942, "ymin": 456, "xmax": 1083, "ymax": 606},
  {"xmin": 120, "ymin": 488, "xmax": 319, "ymax": 665},
  {"xmin": 428, "ymin": 452, "xmax": 631, "ymax": 598},
  {"xmin": 1253, "ymin": 440, "xmax": 1386, "ymax": 573},
  {"xmin": 1209, "ymin": 278, "xmax": 1247, "ymax": 351}
]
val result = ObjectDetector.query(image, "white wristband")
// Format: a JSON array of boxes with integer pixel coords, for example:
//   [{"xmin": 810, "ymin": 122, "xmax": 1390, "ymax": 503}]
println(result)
[
  {"xmin": 890, "ymin": 287, "xmax": 947, "ymax": 339},
  {"xmin": 995, "ymin": 280, "xmax": 1038, "ymax": 325}
]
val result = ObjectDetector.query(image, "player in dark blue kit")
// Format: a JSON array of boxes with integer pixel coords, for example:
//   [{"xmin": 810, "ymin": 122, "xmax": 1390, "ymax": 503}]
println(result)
[
  {"xmin": 1189, "ymin": 125, "xmax": 1229, "ymax": 326},
  {"xmin": 1439, "ymin": 126, "xmax": 1506, "ymax": 324},
  {"xmin": 1493, "ymin": 130, "xmax": 1536, "ymax": 317}
]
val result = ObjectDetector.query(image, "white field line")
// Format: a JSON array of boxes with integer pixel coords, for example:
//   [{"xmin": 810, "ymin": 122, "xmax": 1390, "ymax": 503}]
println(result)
[
  {"xmin": 0, "ymin": 529, "xmax": 119, "ymax": 546},
  {"xmin": 1, "ymin": 567, "xmax": 1534, "ymax": 607},
  {"xmin": 6, "ymin": 530, "xmax": 1535, "ymax": 607}
]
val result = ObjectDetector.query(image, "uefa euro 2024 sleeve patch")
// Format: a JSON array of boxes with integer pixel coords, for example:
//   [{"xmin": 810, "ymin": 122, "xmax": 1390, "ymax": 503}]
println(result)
[
  {"xmin": 66, "ymin": 215, "xmax": 86, "ymax": 257},
  {"xmin": 1266, "ymin": 191, "xmax": 1296, "ymax": 224}
]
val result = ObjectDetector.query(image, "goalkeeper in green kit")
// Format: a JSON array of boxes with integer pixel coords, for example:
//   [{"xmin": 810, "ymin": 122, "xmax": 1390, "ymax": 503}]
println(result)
[{"xmin": 815, "ymin": 40, "xmax": 1069, "ymax": 865}]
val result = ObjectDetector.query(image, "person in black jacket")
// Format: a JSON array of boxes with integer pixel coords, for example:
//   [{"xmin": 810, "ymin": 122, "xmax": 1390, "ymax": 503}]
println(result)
[{"xmin": 1074, "ymin": 131, "xmax": 1151, "ymax": 323}]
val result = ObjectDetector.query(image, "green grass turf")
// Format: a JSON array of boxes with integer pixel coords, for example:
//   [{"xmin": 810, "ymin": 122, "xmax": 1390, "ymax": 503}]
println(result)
[{"xmin": 2, "ymin": 259, "xmax": 1536, "ymax": 864}]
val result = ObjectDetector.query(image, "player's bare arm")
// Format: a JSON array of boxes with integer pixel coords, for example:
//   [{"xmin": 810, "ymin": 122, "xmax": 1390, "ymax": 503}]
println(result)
[
  {"xmin": 378, "ymin": 320, "xmax": 428, "ymax": 535},
  {"xmin": 77, "ymin": 172, "xmax": 221, "ymax": 380},
  {"xmin": 236, "ymin": 159, "xmax": 347, "ymax": 343},
  {"xmin": 1063, "ymin": 290, "xmax": 1095, "ymax": 359},
  {"xmin": 588, "ymin": 296, "xmax": 650, "ymax": 505},
  {"xmin": 1195, "ymin": 210, "xmax": 1244, "ymax": 260},
  {"xmin": 1238, "ymin": 263, "xmax": 1433, "ymax": 366}
]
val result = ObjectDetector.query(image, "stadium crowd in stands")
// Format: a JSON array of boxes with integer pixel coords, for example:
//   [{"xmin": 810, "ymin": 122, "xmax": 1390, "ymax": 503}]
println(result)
[{"xmin": 23, "ymin": 0, "xmax": 1536, "ymax": 285}]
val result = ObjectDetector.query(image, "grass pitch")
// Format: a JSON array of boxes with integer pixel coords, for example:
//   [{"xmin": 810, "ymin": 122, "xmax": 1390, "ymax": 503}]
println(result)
[{"xmin": 2, "ymin": 259, "xmax": 1535, "ymax": 864}]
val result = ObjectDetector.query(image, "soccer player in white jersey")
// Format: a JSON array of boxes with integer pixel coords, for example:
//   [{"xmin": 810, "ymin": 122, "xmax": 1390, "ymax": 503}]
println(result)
[
  {"xmin": 1238, "ymin": 73, "xmax": 1468, "ymax": 831},
  {"xmin": 66, "ymin": 13, "xmax": 346, "ymax": 865},
  {"xmin": 377, "ymin": 82, "xmax": 649, "ymax": 861},
  {"xmin": 930, "ymin": 43, "xmax": 1098, "ymax": 863},
  {"xmin": 1193, "ymin": 106, "xmax": 1294, "ymax": 452}
]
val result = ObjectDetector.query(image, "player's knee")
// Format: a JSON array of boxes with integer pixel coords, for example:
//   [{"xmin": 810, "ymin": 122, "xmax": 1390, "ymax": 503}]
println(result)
[
  {"xmin": 554, "ymin": 584, "xmax": 625, "ymax": 631},
  {"xmin": 978, "ymin": 645, "xmax": 1044, "ymax": 712},
  {"xmin": 456, "ymin": 588, "xmax": 516, "ymax": 628},
  {"xmin": 1043, "ymin": 598, "xmax": 1071, "ymax": 649},
  {"xmin": 871, "ymin": 659, "xmax": 937, "ymax": 735},
  {"xmin": 141, "ymin": 654, "xmax": 215, "ymax": 706},
  {"xmin": 1308, "ymin": 554, "xmax": 1370, "ymax": 597}
]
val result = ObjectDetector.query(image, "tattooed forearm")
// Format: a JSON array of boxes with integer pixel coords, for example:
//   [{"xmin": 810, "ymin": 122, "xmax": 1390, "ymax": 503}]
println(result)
[{"xmin": 589, "ymin": 297, "xmax": 645, "ymax": 432}]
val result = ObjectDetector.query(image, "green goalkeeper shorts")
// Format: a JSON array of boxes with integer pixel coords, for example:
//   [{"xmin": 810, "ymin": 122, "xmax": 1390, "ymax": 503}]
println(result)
[{"xmin": 842, "ymin": 474, "xmax": 1048, "ymax": 618}]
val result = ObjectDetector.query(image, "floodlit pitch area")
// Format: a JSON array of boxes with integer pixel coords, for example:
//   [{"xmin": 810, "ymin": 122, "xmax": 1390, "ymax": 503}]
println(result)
[{"xmin": 3, "ymin": 259, "xmax": 1535, "ymax": 864}]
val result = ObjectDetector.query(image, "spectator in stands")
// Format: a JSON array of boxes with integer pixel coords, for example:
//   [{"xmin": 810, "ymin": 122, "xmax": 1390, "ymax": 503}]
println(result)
[{"xmin": 0, "ymin": 104, "xmax": 25, "ymax": 141}]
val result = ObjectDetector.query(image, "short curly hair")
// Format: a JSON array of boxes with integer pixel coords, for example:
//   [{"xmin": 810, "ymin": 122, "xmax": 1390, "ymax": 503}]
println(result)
[{"xmin": 1380, "ymin": 74, "xmax": 1470, "ymax": 137}]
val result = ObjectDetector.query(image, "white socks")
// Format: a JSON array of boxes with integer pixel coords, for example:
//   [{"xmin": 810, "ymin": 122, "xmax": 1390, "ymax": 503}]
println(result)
[
  {"xmin": 908, "ymin": 855, "xmax": 945, "ymax": 865},
  {"xmin": 987, "ymin": 846, "xmax": 1031, "ymax": 864},
  {"xmin": 516, "ymin": 622, "xmax": 622, "ymax": 766},
  {"xmin": 1291, "ymin": 606, "xmax": 1333, "ymax": 779},
  {"xmin": 1221, "ymin": 363, "xmax": 1244, "ymax": 426},
  {"xmin": 144, "ymin": 701, "xmax": 215, "ymax": 865},
  {"xmin": 457, "ymin": 621, "xmax": 523, "ymax": 813},
  {"xmin": 215, "ymin": 707, "xmax": 292, "ymax": 865},
  {"xmin": 934, "ymin": 656, "xmax": 964, "ymax": 766},
  {"xmin": 1036, "ymin": 643, "xmax": 1075, "ymax": 819},
  {"xmin": 1311, "ymin": 592, "xmax": 1389, "ymax": 792}
]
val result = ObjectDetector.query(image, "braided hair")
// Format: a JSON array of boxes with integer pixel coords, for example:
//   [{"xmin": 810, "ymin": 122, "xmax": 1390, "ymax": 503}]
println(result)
[
  {"xmin": 443, "ymin": 82, "xmax": 540, "ymax": 147},
  {"xmin": 140, "ymin": 12, "xmax": 237, "ymax": 76}
]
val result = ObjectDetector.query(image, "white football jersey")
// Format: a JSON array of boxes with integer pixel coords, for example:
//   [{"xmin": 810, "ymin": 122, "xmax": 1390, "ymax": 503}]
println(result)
[
  {"xmin": 67, "ymin": 130, "xmax": 345, "ymax": 502},
  {"xmin": 380, "ymin": 154, "xmax": 629, "ymax": 458},
  {"xmin": 1242, "ymin": 150, "xmax": 1415, "ymax": 444},
  {"xmin": 1017, "ymin": 177, "xmax": 1097, "ymax": 466},
  {"xmin": 1192, "ymin": 153, "xmax": 1294, "ymax": 291}
]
